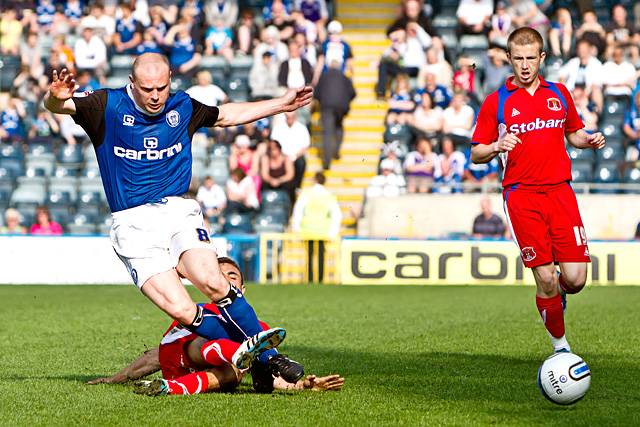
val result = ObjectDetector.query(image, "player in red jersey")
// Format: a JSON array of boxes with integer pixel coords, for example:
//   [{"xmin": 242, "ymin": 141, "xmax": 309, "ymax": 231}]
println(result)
[
  {"xmin": 87, "ymin": 257, "xmax": 344, "ymax": 395},
  {"xmin": 471, "ymin": 28, "xmax": 605, "ymax": 354}
]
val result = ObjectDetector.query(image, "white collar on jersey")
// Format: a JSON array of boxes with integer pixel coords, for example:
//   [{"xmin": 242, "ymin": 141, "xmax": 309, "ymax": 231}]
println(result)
[{"xmin": 126, "ymin": 84, "xmax": 165, "ymax": 117}]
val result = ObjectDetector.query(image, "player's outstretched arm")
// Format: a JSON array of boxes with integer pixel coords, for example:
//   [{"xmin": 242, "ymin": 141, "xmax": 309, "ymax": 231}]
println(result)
[
  {"xmin": 86, "ymin": 348, "xmax": 161, "ymax": 385},
  {"xmin": 215, "ymin": 86, "xmax": 313, "ymax": 128},
  {"xmin": 566, "ymin": 129, "xmax": 605, "ymax": 150},
  {"xmin": 273, "ymin": 374, "xmax": 344, "ymax": 391},
  {"xmin": 44, "ymin": 68, "xmax": 78, "ymax": 115}
]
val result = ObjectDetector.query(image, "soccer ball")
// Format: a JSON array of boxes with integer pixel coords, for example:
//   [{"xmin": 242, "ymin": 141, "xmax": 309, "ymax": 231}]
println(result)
[{"xmin": 537, "ymin": 352, "xmax": 591, "ymax": 405}]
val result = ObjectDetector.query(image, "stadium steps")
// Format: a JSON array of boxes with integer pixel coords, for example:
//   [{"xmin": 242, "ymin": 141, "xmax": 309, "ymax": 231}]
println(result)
[
  {"xmin": 337, "ymin": 1, "xmax": 398, "ymax": 29},
  {"xmin": 302, "ymin": 23, "xmax": 391, "ymax": 235}
]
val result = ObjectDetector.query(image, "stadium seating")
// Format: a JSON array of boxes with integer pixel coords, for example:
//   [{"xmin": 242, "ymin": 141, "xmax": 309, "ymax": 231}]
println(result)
[
  {"xmin": 0, "ymin": 55, "xmax": 21, "ymax": 91},
  {"xmin": 623, "ymin": 167, "xmax": 640, "ymax": 194},
  {"xmin": 254, "ymin": 211, "xmax": 287, "ymax": 233},
  {"xmin": 594, "ymin": 161, "xmax": 621, "ymax": 193},
  {"xmin": 571, "ymin": 161, "xmax": 594, "ymax": 184},
  {"xmin": 47, "ymin": 191, "xmax": 74, "ymax": 226},
  {"xmin": 222, "ymin": 212, "xmax": 254, "ymax": 234},
  {"xmin": 67, "ymin": 213, "xmax": 98, "ymax": 235}
]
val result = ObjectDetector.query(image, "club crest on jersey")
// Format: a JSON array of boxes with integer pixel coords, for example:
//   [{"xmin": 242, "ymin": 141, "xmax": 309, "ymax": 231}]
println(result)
[
  {"xmin": 166, "ymin": 110, "xmax": 180, "ymax": 127},
  {"xmin": 123, "ymin": 114, "xmax": 135, "ymax": 126},
  {"xmin": 547, "ymin": 97, "xmax": 562, "ymax": 111},
  {"xmin": 521, "ymin": 247, "xmax": 536, "ymax": 262}
]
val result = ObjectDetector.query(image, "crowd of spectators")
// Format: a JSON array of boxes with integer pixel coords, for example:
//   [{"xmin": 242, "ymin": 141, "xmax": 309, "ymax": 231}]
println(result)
[
  {"xmin": 369, "ymin": 0, "xmax": 640, "ymax": 200},
  {"xmin": 0, "ymin": 0, "xmax": 356, "ymax": 234}
]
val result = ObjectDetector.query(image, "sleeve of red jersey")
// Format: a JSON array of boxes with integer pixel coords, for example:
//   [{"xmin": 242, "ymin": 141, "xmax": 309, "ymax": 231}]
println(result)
[
  {"xmin": 558, "ymin": 83, "xmax": 584, "ymax": 133},
  {"xmin": 471, "ymin": 92, "xmax": 499, "ymax": 145}
]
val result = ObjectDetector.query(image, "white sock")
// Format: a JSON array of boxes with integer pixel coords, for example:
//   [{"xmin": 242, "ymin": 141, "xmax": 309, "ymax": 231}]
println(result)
[{"xmin": 549, "ymin": 333, "xmax": 571, "ymax": 352}]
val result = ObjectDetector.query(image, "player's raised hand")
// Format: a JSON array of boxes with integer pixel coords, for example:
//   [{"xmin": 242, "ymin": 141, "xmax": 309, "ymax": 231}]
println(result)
[
  {"xmin": 303, "ymin": 374, "xmax": 345, "ymax": 391},
  {"xmin": 49, "ymin": 68, "xmax": 77, "ymax": 101},
  {"xmin": 494, "ymin": 133, "xmax": 521, "ymax": 153},
  {"xmin": 281, "ymin": 86, "xmax": 314, "ymax": 112},
  {"xmin": 586, "ymin": 132, "xmax": 605, "ymax": 150}
]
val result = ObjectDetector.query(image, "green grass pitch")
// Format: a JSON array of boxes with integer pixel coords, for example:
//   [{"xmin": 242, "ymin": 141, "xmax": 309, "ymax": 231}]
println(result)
[{"xmin": 0, "ymin": 284, "xmax": 639, "ymax": 426}]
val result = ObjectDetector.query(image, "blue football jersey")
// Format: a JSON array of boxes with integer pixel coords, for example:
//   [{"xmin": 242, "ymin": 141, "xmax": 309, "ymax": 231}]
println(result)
[{"xmin": 71, "ymin": 87, "xmax": 219, "ymax": 212}]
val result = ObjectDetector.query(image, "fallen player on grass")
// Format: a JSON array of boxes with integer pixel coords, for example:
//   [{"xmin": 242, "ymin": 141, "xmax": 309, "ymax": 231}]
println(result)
[{"xmin": 87, "ymin": 256, "xmax": 344, "ymax": 395}]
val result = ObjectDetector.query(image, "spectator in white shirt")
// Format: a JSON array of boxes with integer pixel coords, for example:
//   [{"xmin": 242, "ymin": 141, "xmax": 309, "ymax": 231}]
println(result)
[
  {"xmin": 271, "ymin": 110, "xmax": 310, "ymax": 189},
  {"xmin": 457, "ymin": 0, "xmax": 493, "ymax": 37},
  {"xmin": 559, "ymin": 39, "xmax": 604, "ymax": 111},
  {"xmin": 410, "ymin": 91, "xmax": 444, "ymax": 139},
  {"xmin": 80, "ymin": 2, "xmax": 116, "ymax": 44},
  {"xmin": 186, "ymin": 70, "xmax": 228, "ymax": 106},
  {"xmin": 443, "ymin": 92, "xmax": 475, "ymax": 145},
  {"xmin": 375, "ymin": 23, "xmax": 432, "ymax": 98},
  {"xmin": 74, "ymin": 26, "xmax": 108, "ymax": 77},
  {"xmin": 197, "ymin": 175, "xmax": 227, "ymax": 219},
  {"xmin": 249, "ymin": 51, "xmax": 283, "ymax": 100},
  {"xmin": 367, "ymin": 158, "xmax": 406, "ymax": 198},
  {"xmin": 601, "ymin": 47, "xmax": 637, "ymax": 97},
  {"xmin": 403, "ymin": 136, "xmax": 440, "ymax": 193}
]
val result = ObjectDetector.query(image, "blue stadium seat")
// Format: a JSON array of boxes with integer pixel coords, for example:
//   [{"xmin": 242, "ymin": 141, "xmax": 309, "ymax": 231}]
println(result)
[
  {"xmin": 0, "ymin": 55, "xmax": 21, "ymax": 91},
  {"xmin": 82, "ymin": 164, "xmax": 101, "ymax": 178},
  {"xmin": 567, "ymin": 146, "xmax": 595, "ymax": 162},
  {"xmin": 47, "ymin": 191, "xmax": 74, "ymax": 226},
  {"xmin": 57, "ymin": 144, "xmax": 84, "ymax": 166},
  {"xmin": 604, "ymin": 97, "xmax": 629, "ymax": 118},
  {"xmin": 384, "ymin": 124, "xmax": 412, "ymax": 145},
  {"xmin": 601, "ymin": 123, "xmax": 623, "ymax": 140},
  {"xmin": 209, "ymin": 143, "xmax": 230, "ymax": 158},
  {"xmin": 594, "ymin": 161, "xmax": 621, "ymax": 193},
  {"xmin": 110, "ymin": 54, "xmax": 135, "ymax": 78},
  {"xmin": 26, "ymin": 153, "xmax": 56, "ymax": 176},
  {"xmin": 53, "ymin": 165, "xmax": 77, "ymax": 178},
  {"xmin": 226, "ymin": 78, "xmax": 250, "ymax": 102},
  {"xmin": 0, "ymin": 188, "xmax": 11, "ymax": 210},
  {"xmin": 27, "ymin": 139, "xmax": 54, "ymax": 155},
  {"xmin": 49, "ymin": 176, "xmax": 78, "ymax": 201},
  {"xmin": 222, "ymin": 212, "xmax": 254, "ymax": 234},
  {"xmin": 200, "ymin": 55, "xmax": 228, "ymax": 88},
  {"xmin": 571, "ymin": 161, "xmax": 593, "ymax": 183},
  {"xmin": 254, "ymin": 211, "xmax": 286, "ymax": 233},
  {"xmin": 261, "ymin": 189, "xmax": 291, "ymax": 211},
  {"xmin": 67, "ymin": 213, "xmax": 98, "ymax": 235},
  {"xmin": 0, "ymin": 146, "xmax": 24, "ymax": 177},
  {"xmin": 229, "ymin": 56, "xmax": 253, "ymax": 80},
  {"xmin": 623, "ymin": 167, "xmax": 640, "ymax": 194},
  {"xmin": 596, "ymin": 144, "xmax": 625, "ymax": 162}
]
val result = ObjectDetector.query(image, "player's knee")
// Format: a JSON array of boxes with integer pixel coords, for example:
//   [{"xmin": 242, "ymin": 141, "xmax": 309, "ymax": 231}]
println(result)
[
  {"xmin": 199, "ymin": 273, "xmax": 228, "ymax": 300},
  {"xmin": 169, "ymin": 302, "xmax": 197, "ymax": 325},
  {"xmin": 562, "ymin": 271, "xmax": 587, "ymax": 293},
  {"xmin": 536, "ymin": 269, "xmax": 557, "ymax": 295}
]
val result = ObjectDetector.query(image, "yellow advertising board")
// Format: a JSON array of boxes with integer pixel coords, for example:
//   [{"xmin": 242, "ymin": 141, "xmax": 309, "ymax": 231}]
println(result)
[{"xmin": 340, "ymin": 240, "xmax": 640, "ymax": 285}]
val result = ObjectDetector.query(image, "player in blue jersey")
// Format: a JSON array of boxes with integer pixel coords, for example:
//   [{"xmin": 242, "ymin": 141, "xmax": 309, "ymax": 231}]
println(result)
[{"xmin": 44, "ymin": 53, "xmax": 313, "ymax": 382}]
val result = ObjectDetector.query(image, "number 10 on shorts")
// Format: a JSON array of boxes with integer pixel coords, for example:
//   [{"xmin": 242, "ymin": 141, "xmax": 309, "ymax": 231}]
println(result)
[{"xmin": 573, "ymin": 226, "xmax": 587, "ymax": 246}]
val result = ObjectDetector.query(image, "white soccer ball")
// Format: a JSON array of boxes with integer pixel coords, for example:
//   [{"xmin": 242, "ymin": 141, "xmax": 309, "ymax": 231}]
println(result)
[{"xmin": 537, "ymin": 352, "xmax": 591, "ymax": 405}]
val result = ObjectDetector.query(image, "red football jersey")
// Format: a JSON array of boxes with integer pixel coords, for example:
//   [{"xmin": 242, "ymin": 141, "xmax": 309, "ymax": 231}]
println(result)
[{"xmin": 472, "ymin": 76, "xmax": 583, "ymax": 187}]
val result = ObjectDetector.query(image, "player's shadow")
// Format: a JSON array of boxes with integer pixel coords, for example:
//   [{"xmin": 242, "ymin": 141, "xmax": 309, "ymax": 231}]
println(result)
[
  {"xmin": 2, "ymin": 374, "xmax": 100, "ymax": 383},
  {"xmin": 284, "ymin": 345, "xmax": 631, "ymax": 405}
]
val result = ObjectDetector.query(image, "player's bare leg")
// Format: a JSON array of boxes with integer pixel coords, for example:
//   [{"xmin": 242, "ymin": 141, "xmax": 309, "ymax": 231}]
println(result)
[
  {"xmin": 532, "ymin": 263, "xmax": 571, "ymax": 353},
  {"xmin": 140, "ymin": 269, "xmax": 231, "ymax": 340},
  {"xmin": 558, "ymin": 262, "xmax": 587, "ymax": 294},
  {"xmin": 177, "ymin": 248, "xmax": 304, "ymax": 383},
  {"xmin": 140, "ymin": 269, "xmax": 199, "ymax": 325}
]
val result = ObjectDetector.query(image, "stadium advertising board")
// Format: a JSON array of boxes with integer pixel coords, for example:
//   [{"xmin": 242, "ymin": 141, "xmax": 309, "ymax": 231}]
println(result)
[{"xmin": 340, "ymin": 240, "xmax": 640, "ymax": 285}]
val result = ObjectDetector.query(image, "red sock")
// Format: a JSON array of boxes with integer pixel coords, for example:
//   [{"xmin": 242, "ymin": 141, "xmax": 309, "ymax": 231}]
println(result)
[
  {"xmin": 259, "ymin": 320, "xmax": 270, "ymax": 331},
  {"xmin": 536, "ymin": 293, "xmax": 565, "ymax": 338},
  {"xmin": 166, "ymin": 371, "xmax": 209, "ymax": 395},
  {"xmin": 200, "ymin": 339, "xmax": 240, "ymax": 366},
  {"xmin": 558, "ymin": 274, "xmax": 581, "ymax": 294}
]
